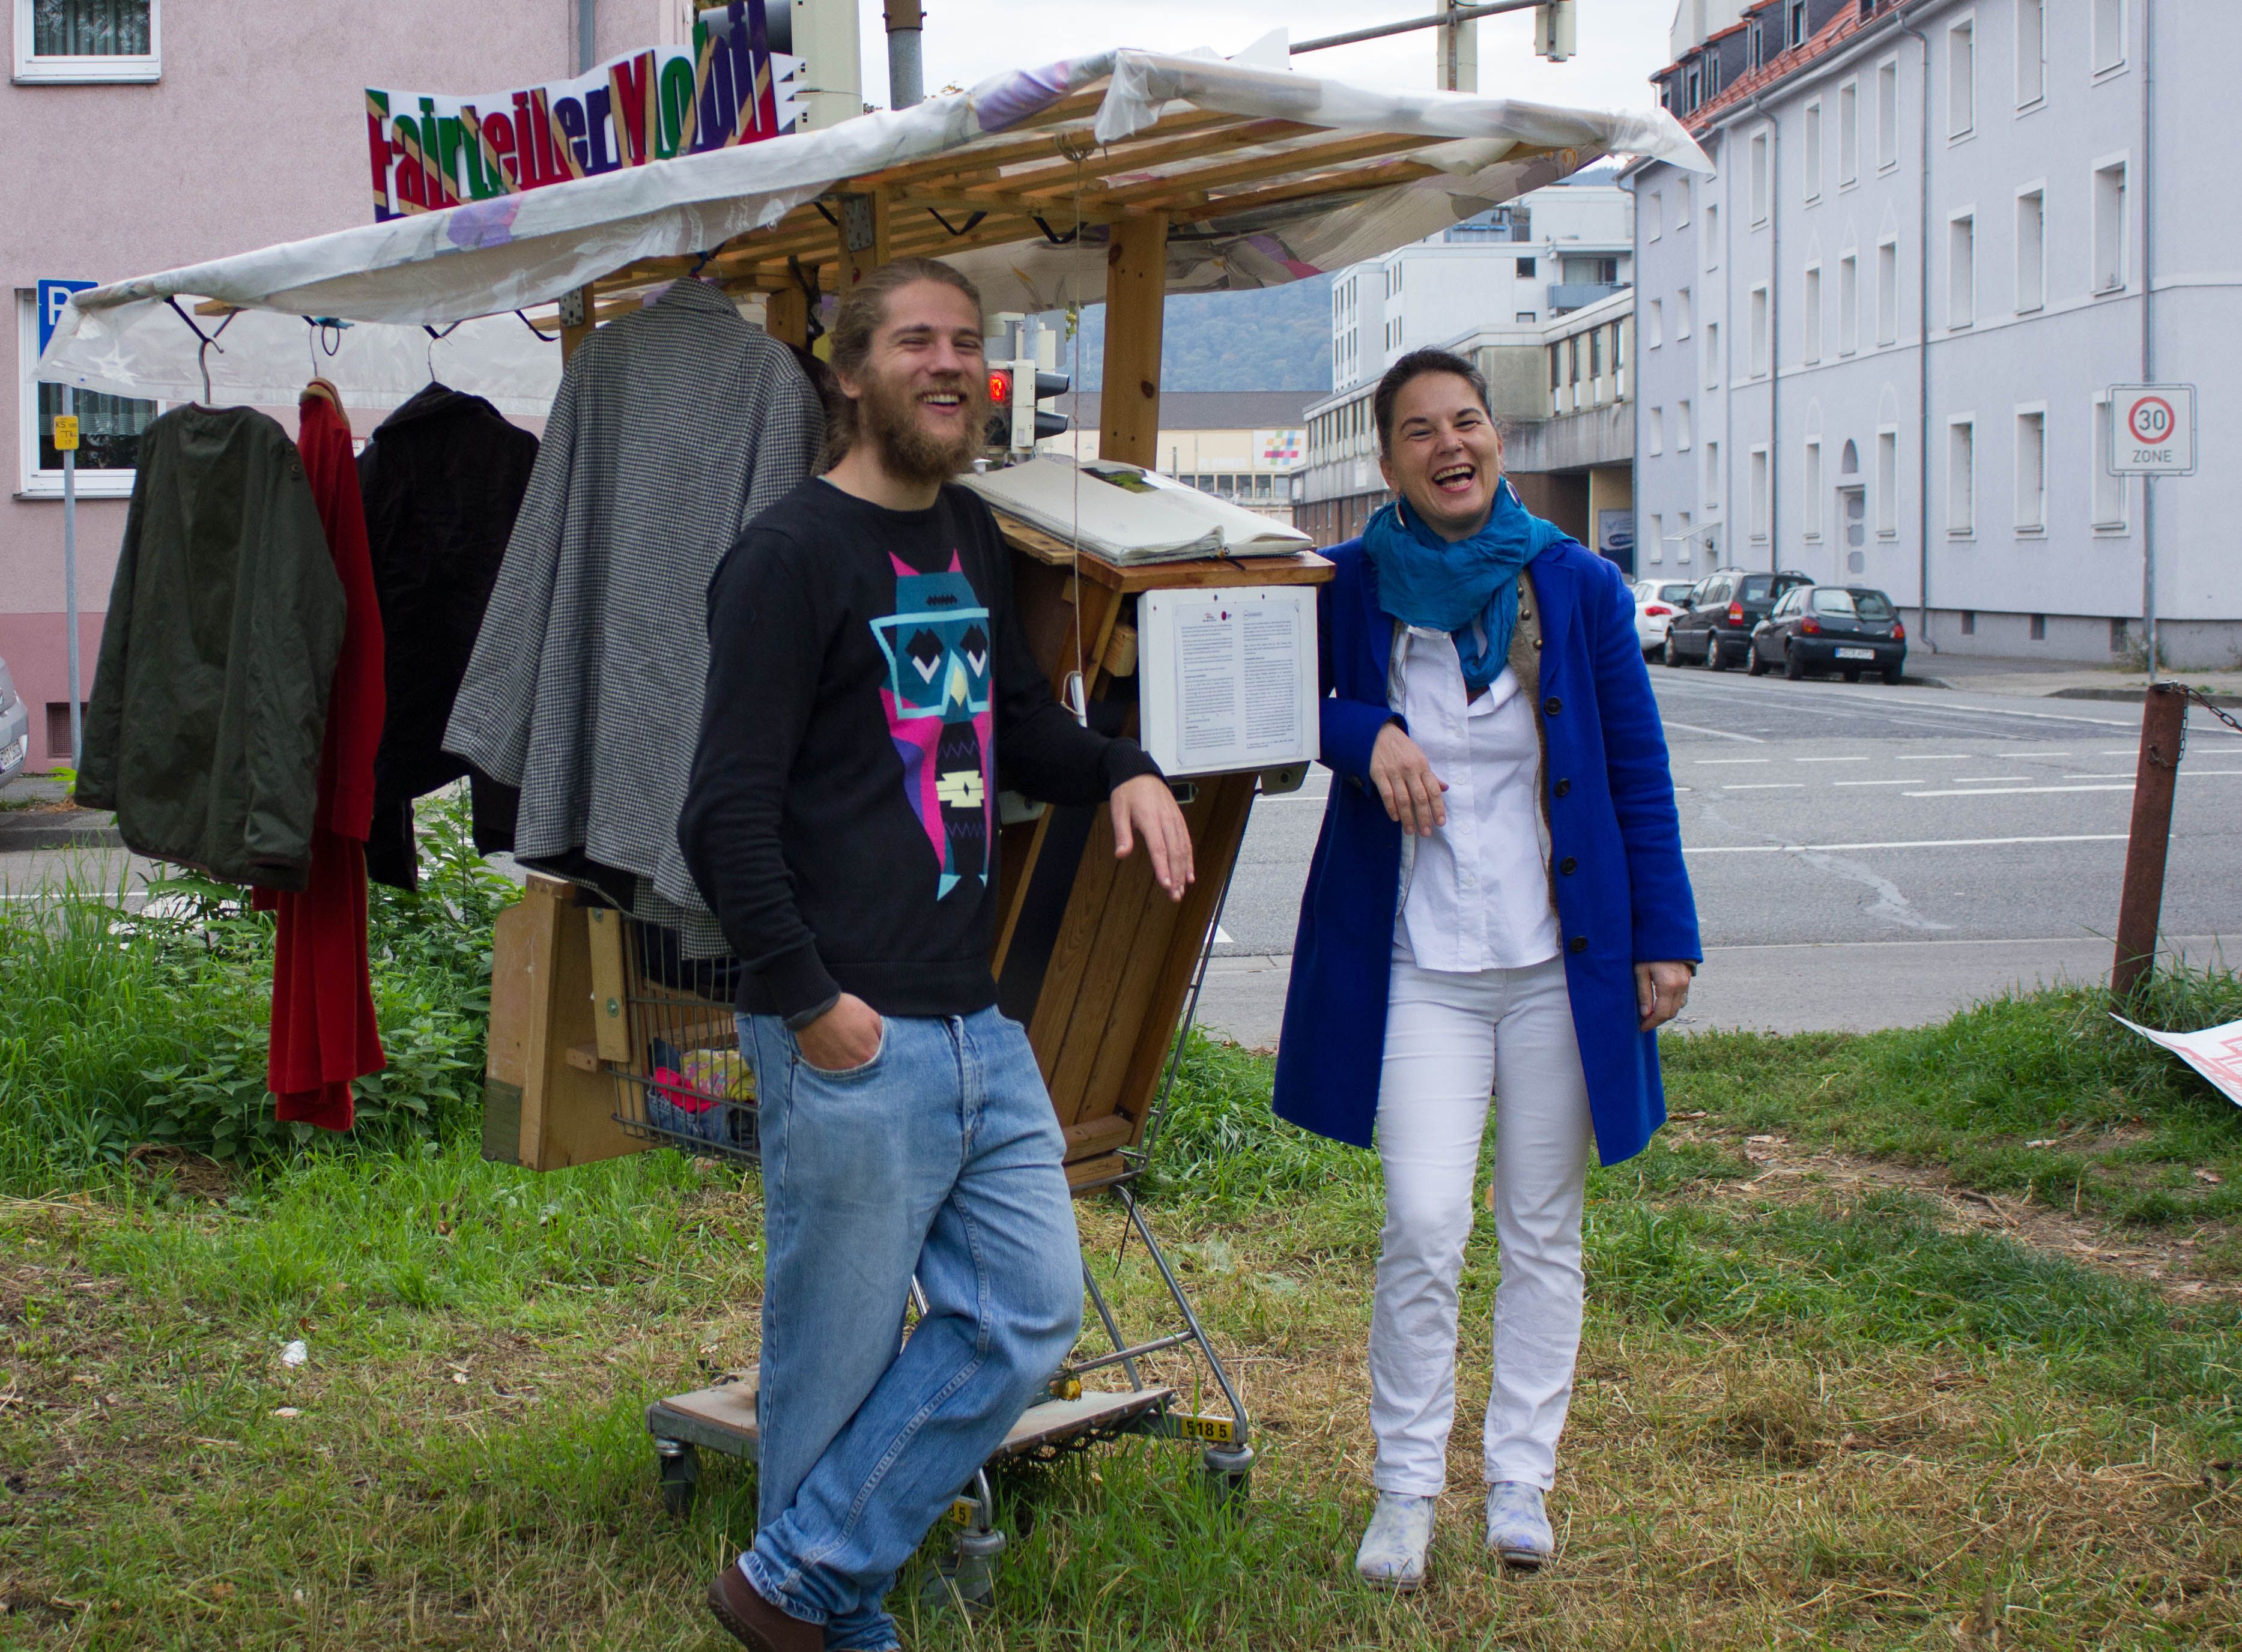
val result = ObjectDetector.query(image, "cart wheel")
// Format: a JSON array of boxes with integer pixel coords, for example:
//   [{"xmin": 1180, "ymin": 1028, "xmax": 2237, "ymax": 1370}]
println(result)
[
  {"xmin": 1202, "ymin": 1442, "xmax": 1256, "ymax": 1511},
  {"xmin": 655, "ymin": 1439, "xmax": 700, "ymax": 1516},
  {"xmin": 919, "ymin": 1526, "xmax": 1003, "ymax": 1615}
]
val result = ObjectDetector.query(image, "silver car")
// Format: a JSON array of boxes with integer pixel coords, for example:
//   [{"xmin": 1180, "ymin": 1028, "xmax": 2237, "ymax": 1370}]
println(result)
[{"xmin": 0, "ymin": 656, "xmax": 30, "ymax": 787}]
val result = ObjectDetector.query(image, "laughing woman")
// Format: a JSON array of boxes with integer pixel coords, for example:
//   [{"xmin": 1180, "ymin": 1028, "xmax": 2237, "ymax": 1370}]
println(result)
[{"xmin": 1273, "ymin": 349, "xmax": 1701, "ymax": 1588}]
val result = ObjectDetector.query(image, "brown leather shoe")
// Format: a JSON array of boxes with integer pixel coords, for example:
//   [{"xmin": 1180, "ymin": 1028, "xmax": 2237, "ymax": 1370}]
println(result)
[{"xmin": 706, "ymin": 1563, "xmax": 823, "ymax": 1652}]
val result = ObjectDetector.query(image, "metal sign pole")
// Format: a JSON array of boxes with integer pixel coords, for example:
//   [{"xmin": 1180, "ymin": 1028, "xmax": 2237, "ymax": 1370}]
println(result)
[{"xmin": 61, "ymin": 384, "xmax": 81, "ymax": 769}]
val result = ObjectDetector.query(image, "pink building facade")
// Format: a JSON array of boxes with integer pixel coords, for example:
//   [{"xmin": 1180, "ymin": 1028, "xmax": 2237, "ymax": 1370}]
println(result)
[{"xmin": 4, "ymin": 1, "xmax": 677, "ymax": 772}]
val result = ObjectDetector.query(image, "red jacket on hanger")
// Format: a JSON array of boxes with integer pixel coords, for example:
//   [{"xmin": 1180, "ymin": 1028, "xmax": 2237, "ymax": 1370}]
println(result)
[{"xmin": 261, "ymin": 383, "xmax": 387, "ymax": 1130}]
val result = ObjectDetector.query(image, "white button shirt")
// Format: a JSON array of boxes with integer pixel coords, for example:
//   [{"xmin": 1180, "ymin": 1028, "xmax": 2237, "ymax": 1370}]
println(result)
[{"xmin": 1389, "ymin": 626, "xmax": 1559, "ymax": 973}]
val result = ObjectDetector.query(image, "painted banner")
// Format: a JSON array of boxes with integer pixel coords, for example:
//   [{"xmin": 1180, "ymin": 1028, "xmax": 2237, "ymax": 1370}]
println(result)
[
  {"xmin": 366, "ymin": 2, "xmax": 802, "ymax": 222},
  {"xmin": 2113, "ymin": 1015, "xmax": 2242, "ymax": 1111}
]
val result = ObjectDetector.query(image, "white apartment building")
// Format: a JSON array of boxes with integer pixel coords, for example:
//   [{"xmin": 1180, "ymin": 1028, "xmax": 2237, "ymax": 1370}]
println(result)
[
  {"xmin": 1631, "ymin": 0, "xmax": 2240, "ymax": 667},
  {"xmin": 1329, "ymin": 172, "xmax": 1633, "ymax": 393}
]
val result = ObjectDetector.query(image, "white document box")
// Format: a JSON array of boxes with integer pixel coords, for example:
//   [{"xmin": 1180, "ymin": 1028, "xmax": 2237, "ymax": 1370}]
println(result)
[{"xmin": 1137, "ymin": 585, "xmax": 1320, "ymax": 779}]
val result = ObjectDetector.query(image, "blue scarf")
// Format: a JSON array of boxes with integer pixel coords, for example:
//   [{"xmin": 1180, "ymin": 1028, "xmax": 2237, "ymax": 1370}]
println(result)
[{"xmin": 1362, "ymin": 480, "xmax": 1565, "ymax": 693}]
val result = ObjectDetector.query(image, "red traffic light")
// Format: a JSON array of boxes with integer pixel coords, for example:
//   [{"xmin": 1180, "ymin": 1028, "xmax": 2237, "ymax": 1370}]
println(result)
[{"xmin": 988, "ymin": 367, "xmax": 1013, "ymax": 406}]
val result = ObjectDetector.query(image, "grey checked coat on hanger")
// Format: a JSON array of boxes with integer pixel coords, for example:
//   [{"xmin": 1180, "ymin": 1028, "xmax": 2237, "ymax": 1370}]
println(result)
[{"xmin": 444, "ymin": 278, "xmax": 823, "ymax": 949}]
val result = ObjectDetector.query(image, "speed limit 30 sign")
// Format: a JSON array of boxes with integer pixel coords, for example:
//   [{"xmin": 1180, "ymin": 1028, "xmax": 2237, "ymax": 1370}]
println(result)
[{"xmin": 2107, "ymin": 384, "xmax": 2196, "ymax": 475}]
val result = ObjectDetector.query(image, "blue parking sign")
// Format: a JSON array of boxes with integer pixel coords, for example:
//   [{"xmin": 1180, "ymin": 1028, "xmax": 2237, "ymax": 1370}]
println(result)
[{"xmin": 37, "ymin": 279, "xmax": 97, "ymax": 356}]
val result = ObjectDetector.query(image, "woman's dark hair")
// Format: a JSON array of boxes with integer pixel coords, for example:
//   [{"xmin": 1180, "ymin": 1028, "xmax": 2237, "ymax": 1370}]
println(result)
[
  {"xmin": 1372, "ymin": 347, "xmax": 1494, "ymax": 458},
  {"xmin": 821, "ymin": 256, "xmax": 984, "ymax": 465}
]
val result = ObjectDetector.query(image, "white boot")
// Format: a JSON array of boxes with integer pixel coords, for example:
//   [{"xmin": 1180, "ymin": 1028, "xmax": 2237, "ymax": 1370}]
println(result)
[
  {"xmin": 1485, "ymin": 1480, "xmax": 1554, "ymax": 1569},
  {"xmin": 1354, "ymin": 1492, "xmax": 1437, "ymax": 1590}
]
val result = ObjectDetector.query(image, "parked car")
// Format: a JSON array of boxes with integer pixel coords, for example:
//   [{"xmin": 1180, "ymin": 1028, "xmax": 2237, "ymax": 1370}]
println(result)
[
  {"xmin": 0, "ymin": 655, "xmax": 29, "ymax": 788},
  {"xmin": 1662, "ymin": 567, "xmax": 1813, "ymax": 670},
  {"xmin": 1631, "ymin": 579, "xmax": 1696, "ymax": 656},
  {"xmin": 1747, "ymin": 583, "xmax": 1907, "ymax": 683}
]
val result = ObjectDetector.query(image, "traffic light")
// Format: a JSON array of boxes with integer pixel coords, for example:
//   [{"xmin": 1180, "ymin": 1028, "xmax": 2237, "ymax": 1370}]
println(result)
[
  {"xmin": 985, "ymin": 364, "xmax": 1014, "ymax": 451},
  {"xmin": 983, "ymin": 361, "xmax": 1071, "ymax": 453},
  {"xmin": 1535, "ymin": 1, "xmax": 1576, "ymax": 62}
]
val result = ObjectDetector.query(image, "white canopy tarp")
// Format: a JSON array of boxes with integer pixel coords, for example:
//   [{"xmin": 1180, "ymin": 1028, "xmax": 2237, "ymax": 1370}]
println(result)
[{"xmin": 38, "ymin": 41, "xmax": 1707, "ymax": 411}]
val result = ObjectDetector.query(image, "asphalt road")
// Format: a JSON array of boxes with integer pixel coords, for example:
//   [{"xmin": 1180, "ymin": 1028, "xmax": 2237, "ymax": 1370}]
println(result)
[{"xmin": 1196, "ymin": 669, "xmax": 2242, "ymax": 1047}]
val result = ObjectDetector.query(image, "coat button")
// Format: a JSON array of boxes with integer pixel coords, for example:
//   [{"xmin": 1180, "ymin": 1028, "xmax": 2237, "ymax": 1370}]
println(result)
[
  {"xmin": 1533, "ymin": 637, "xmax": 1543, "ymax": 649},
  {"xmin": 1544, "ymin": 696, "xmax": 1562, "ymax": 715},
  {"xmin": 1553, "ymin": 778, "xmax": 1572, "ymax": 797},
  {"xmin": 1568, "ymin": 936, "xmax": 1587, "ymax": 953},
  {"xmin": 1560, "ymin": 856, "xmax": 1578, "ymax": 875}
]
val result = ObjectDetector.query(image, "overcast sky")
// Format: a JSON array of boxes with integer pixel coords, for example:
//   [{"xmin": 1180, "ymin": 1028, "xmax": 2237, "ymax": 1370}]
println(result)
[{"xmin": 858, "ymin": 1, "xmax": 1680, "ymax": 116}]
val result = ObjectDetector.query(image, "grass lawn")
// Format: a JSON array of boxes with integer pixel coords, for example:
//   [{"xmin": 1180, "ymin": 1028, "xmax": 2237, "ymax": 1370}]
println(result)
[{"xmin": 4, "ymin": 832, "xmax": 2240, "ymax": 1649}]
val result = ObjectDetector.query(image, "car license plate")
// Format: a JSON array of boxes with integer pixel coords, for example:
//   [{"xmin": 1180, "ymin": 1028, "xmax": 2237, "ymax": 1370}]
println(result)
[
  {"xmin": 1834, "ymin": 647, "xmax": 1875, "ymax": 661},
  {"xmin": 1, "ymin": 735, "xmax": 26, "ymax": 770}
]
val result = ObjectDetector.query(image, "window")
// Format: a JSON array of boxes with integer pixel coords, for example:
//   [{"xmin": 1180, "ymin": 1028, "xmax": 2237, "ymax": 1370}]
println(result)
[
  {"xmin": 2029, "ymin": 613, "xmax": 2047, "ymax": 641},
  {"xmin": 2016, "ymin": 189, "xmax": 2045, "ymax": 311},
  {"xmin": 1948, "ymin": 19, "xmax": 1975, "ymax": 138},
  {"xmin": 2017, "ymin": 0, "xmax": 2046, "ymax": 107},
  {"xmin": 1876, "ymin": 59, "xmax": 1898, "ymax": 170},
  {"xmin": 1789, "ymin": 0, "xmax": 1808, "ymax": 49},
  {"xmin": 1516, "ymin": 256, "xmax": 1538, "ymax": 277},
  {"xmin": 1948, "ymin": 214, "xmax": 1975, "ymax": 328},
  {"xmin": 1648, "ymin": 298, "xmax": 1664, "ymax": 348},
  {"xmin": 1876, "ymin": 430, "xmax": 1898, "ymax": 535},
  {"xmin": 14, "ymin": 0, "xmax": 158, "ymax": 82},
  {"xmin": 1706, "ymin": 440, "xmax": 1721, "ymax": 512},
  {"xmin": 2093, "ymin": 162, "xmax": 2128, "ymax": 292},
  {"xmin": 1803, "ymin": 265, "xmax": 1823, "ymax": 362},
  {"xmin": 1677, "ymin": 177, "xmax": 1692, "ymax": 228},
  {"xmin": 1704, "ymin": 203, "xmax": 1720, "ymax": 268},
  {"xmin": 1677, "ymin": 398, "xmax": 1693, "ymax": 452},
  {"xmin": 1704, "ymin": 321, "xmax": 1720, "ymax": 389},
  {"xmin": 1750, "ymin": 447, "xmax": 1770, "ymax": 542},
  {"xmin": 1947, "ymin": 419, "xmax": 1975, "ymax": 536},
  {"xmin": 1516, "ymin": 311, "xmax": 1538, "ymax": 324},
  {"xmin": 1647, "ymin": 191, "xmax": 1662, "ymax": 241},
  {"xmin": 1803, "ymin": 440, "xmax": 1823, "ymax": 539},
  {"xmin": 1750, "ymin": 286, "xmax": 1769, "ymax": 378},
  {"xmin": 1677, "ymin": 286, "xmax": 1693, "ymax": 340},
  {"xmin": 1750, "ymin": 131, "xmax": 1770, "ymax": 226},
  {"xmin": 17, "ymin": 298, "xmax": 157, "ymax": 498},
  {"xmin": 1804, "ymin": 102, "xmax": 1823, "ymax": 202},
  {"xmin": 2015, "ymin": 410, "xmax": 2046, "ymax": 531},
  {"xmin": 1876, "ymin": 240, "xmax": 1898, "ymax": 346},
  {"xmin": 2094, "ymin": 0, "xmax": 2126, "ymax": 75},
  {"xmin": 1649, "ymin": 513, "xmax": 1664, "ymax": 564},
  {"xmin": 1839, "ymin": 80, "xmax": 1859, "ymax": 185},
  {"xmin": 2092, "ymin": 395, "xmax": 2128, "ymax": 527},
  {"xmin": 1838, "ymin": 254, "xmax": 1859, "ymax": 354},
  {"xmin": 1648, "ymin": 405, "xmax": 1664, "ymax": 456}
]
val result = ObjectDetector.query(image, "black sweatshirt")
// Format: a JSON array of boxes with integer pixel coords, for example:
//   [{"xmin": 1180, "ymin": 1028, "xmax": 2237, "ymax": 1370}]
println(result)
[{"xmin": 679, "ymin": 477, "xmax": 1160, "ymax": 1022}]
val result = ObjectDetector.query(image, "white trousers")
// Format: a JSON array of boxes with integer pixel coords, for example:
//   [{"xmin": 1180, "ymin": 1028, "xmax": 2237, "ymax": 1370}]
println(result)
[{"xmin": 1369, "ymin": 955, "xmax": 1594, "ymax": 1495}]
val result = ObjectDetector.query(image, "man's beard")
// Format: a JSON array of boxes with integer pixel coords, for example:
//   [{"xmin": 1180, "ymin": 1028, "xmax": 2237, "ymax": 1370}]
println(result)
[{"xmin": 855, "ymin": 365, "xmax": 986, "ymax": 486}]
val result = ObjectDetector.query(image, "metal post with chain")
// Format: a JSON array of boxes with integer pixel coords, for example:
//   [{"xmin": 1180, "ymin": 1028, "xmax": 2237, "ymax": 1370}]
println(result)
[{"xmin": 2111, "ymin": 683, "xmax": 2239, "ymax": 1000}]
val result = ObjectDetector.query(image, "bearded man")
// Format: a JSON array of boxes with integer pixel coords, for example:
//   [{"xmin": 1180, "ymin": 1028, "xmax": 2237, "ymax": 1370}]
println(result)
[{"xmin": 679, "ymin": 258, "xmax": 1193, "ymax": 1652}]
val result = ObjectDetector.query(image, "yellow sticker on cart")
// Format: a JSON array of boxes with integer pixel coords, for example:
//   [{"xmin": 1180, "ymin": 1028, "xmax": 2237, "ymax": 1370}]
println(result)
[
  {"xmin": 50, "ymin": 415, "xmax": 77, "ymax": 451},
  {"xmin": 949, "ymin": 1497, "xmax": 977, "ymax": 1526},
  {"xmin": 1174, "ymin": 1413, "xmax": 1235, "ymax": 1444}
]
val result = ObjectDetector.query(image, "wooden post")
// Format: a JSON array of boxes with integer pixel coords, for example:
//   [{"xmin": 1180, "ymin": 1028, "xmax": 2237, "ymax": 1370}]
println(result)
[
  {"xmin": 765, "ymin": 284, "xmax": 809, "ymax": 347},
  {"xmin": 834, "ymin": 187, "xmax": 891, "ymax": 294},
  {"xmin": 558, "ymin": 282, "xmax": 598, "ymax": 362},
  {"xmin": 2112, "ymin": 683, "xmax": 2187, "ymax": 1000},
  {"xmin": 1099, "ymin": 213, "xmax": 1169, "ymax": 467}
]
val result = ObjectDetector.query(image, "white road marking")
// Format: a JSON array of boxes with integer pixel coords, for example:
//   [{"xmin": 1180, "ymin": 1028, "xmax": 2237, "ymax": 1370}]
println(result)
[
  {"xmin": 1686, "ymin": 834, "xmax": 2127, "ymax": 854},
  {"xmin": 1793, "ymin": 755, "xmax": 1869, "ymax": 763},
  {"xmin": 1832, "ymin": 779, "xmax": 1919, "ymax": 787},
  {"xmin": 1894, "ymin": 753, "xmax": 1974, "ymax": 761},
  {"xmin": 1695, "ymin": 758, "xmax": 1771, "ymax": 765},
  {"xmin": 1903, "ymin": 784, "xmax": 2134, "ymax": 797},
  {"xmin": 1722, "ymin": 782, "xmax": 1806, "ymax": 790},
  {"xmin": 1214, "ymin": 925, "xmax": 1234, "ymax": 945},
  {"xmin": 2005, "ymin": 751, "xmax": 2073, "ymax": 757},
  {"xmin": 2064, "ymin": 773, "xmax": 2134, "ymax": 780},
  {"xmin": 1952, "ymin": 776, "xmax": 2038, "ymax": 783},
  {"xmin": 1663, "ymin": 719, "xmax": 1768, "ymax": 743}
]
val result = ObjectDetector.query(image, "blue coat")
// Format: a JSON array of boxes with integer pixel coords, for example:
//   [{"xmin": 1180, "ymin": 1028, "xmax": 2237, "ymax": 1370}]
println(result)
[{"xmin": 1271, "ymin": 535, "xmax": 1701, "ymax": 1167}]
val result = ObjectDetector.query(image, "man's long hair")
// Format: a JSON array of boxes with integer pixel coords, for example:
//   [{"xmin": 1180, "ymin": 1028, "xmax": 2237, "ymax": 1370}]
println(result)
[{"xmin": 819, "ymin": 258, "xmax": 985, "ymax": 470}]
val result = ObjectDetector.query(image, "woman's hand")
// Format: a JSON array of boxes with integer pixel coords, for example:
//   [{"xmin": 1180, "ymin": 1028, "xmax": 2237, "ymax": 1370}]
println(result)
[
  {"xmin": 1636, "ymin": 961, "xmax": 1694, "ymax": 1032},
  {"xmin": 1369, "ymin": 721, "xmax": 1448, "ymax": 837}
]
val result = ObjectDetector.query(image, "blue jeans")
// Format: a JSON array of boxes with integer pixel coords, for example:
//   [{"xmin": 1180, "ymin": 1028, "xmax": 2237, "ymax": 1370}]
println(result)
[{"xmin": 735, "ymin": 1007, "xmax": 1082, "ymax": 1651}]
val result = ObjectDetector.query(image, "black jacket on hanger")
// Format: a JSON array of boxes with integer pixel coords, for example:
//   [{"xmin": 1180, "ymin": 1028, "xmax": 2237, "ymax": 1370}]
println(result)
[{"xmin": 356, "ymin": 383, "xmax": 537, "ymax": 889}]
